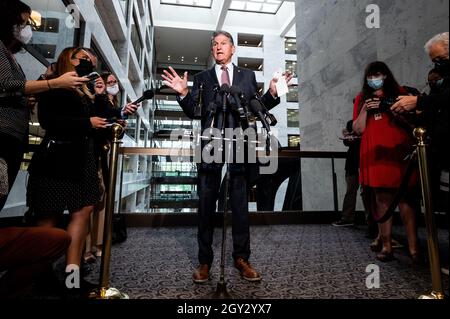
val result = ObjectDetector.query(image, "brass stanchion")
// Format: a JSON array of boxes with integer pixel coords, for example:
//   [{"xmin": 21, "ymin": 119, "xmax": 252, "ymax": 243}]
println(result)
[
  {"xmin": 414, "ymin": 128, "xmax": 445, "ymax": 300},
  {"xmin": 90, "ymin": 123, "xmax": 129, "ymax": 299}
]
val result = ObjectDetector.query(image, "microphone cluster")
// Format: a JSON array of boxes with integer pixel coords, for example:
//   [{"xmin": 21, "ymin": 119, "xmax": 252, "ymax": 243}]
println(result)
[{"xmin": 203, "ymin": 83, "xmax": 276, "ymax": 134}]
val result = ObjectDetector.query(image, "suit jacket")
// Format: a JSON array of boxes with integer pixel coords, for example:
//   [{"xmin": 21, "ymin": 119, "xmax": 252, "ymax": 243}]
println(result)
[
  {"xmin": 178, "ymin": 64, "xmax": 280, "ymax": 172},
  {"xmin": 178, "ymin": 64, "xmax": 280, "ymax": 130}
]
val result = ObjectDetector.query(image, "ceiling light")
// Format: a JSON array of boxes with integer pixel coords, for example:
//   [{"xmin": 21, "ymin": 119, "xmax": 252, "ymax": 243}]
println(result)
[{"xmin": 30, "ymin": 10, "xmax": 42, "ymax": 27}]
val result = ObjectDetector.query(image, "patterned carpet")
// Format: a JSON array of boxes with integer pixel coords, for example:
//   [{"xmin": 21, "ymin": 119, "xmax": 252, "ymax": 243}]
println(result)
[{"xmin": 73, "ymin": 224, "xmax": 449, "ymax": 299}]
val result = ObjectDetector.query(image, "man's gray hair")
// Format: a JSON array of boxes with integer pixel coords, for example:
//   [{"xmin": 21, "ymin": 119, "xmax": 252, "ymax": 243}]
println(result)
[
  {"xmin": 211, "ymin": 30, "xmax": 234, "ymax": 46},
  {"xmin": 424, "ymin": 32, "xmax": 449, "ymax": 54}
]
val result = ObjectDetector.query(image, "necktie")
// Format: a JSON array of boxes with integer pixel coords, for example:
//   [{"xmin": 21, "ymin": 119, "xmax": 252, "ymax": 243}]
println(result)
[{"xmin": 221, "ymin": 65, "xmax": 230, "ymax": 86}]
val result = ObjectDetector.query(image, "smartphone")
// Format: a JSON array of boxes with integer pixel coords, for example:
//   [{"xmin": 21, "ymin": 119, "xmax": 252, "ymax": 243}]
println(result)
[
  {"xmin": 106, "ymin": 117, "xmax": 118, "ymax": 124},
  {"xmin": 85, "ymin": 72, "xmax": 100, "ymax": 81}
]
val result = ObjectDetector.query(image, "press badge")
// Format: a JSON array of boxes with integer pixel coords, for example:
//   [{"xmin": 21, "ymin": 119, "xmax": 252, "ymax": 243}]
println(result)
[{"xmin": 374, "ymin": 113, "xmax": 383, "ymax": 121}]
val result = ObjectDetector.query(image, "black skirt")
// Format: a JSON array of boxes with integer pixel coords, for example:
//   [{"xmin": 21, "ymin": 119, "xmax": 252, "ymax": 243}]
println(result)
[{"xmin": 26, "ymin": 139, "xmax": 101, "ymax": 214}]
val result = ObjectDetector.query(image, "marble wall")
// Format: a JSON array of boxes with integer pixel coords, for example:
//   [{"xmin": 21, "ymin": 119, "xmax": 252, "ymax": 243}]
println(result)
[{"xmin": 295, "ymin": 0, "xmax": 449, "ymax": 211}]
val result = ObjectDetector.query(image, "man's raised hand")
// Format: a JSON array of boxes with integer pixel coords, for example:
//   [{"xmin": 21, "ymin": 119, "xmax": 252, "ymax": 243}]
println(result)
[{"xmin": 162, "ymin": 66, "xmax": 189, "ymax": 97}]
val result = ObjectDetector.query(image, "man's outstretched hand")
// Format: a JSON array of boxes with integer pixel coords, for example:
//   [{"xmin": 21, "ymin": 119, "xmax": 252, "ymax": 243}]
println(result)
[{"xmin": 162, "ymin": 66, "xmax": 189, "ymax": 97}]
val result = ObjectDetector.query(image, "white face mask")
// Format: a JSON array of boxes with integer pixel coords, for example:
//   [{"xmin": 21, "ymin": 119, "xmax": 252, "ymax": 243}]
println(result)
[
  {"xmin": 15, "ymin": 25, "xmax": 33, "ymax": 45},
  {"xmin": 106, "ymin": 84, "xmax": 120, "ymax": 96}
]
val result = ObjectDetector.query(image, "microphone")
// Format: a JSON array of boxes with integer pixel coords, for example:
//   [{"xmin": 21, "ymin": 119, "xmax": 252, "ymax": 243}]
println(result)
[
  {"xmin": 252, "ymin": 94, "xmax": 277, "ymax": 126},
  {"xmin": 220, "ymin": 84, "xmax": 230, "ymax": 110},
  {"xmin": 207, "ymin": 85, "xmax": 220, "ymax": 129},
  {"xmin": 229, "ymin": 86, "xmax": 245, "ymax": 114},
  {"xmin": 216, "ymin": 84, "xmax": 230, "ymax": 133},
  {"xmin": 229, "ymin": 85, "xmax": 254, "ymax": 130},
  {"xmin": 132, "ymin": 90, "xmax": 154, "ymax": 105},
  {"xmin": 249, "ymin": 97, "xmax": 271, "ymax": 134},
  {"xmin": 194, "ymin": 83, "xmax": 204, "ymax": 119}
]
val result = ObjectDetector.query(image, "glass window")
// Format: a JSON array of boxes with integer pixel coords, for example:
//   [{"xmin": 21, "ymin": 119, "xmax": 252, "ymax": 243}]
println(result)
[
  {"xmin": 131, "ymin": 13, "xmax": 143, "ymax": 63},
  {"xmin": 288, "ymin": 134, "xmax": 301, "ymax": 148},
  {"xmin": 34, "ymin": 17, "xmax": 59, "ymax": 33},
  {"xmin": 144, "ymin": 60, "xmax": 151, "ymax": 88},
  {"xmin": 285, "ymin": 37, "xmax": 297, "ymax": 55},
  {"xmin": 287, "ymin": 86, "xmax": 298, "ymax": 103},
  {"xmin": 238, "ymin": 58, "xmax": 263, "ymax": 72},
  {"xmin": 285, "ymin": 60, "xmax": 297, "ymax": 77},
  {"xmin": 119, "ymin": 0, "xmax": 130, "ymax": 19},
  {"xmin": 287, "ymin": 109, "xmax": 299, "ymax": 127},
  {"xmin": 125, "ymin": 95, "xmax": 138, "ymax": 140},
  {"xmin": 160, "ymin": 0, "xmax": 212, "ymax": 9},
  {"xmin": 230, "ymin": 0, "xmax": 283, "ymax": 14},
  {"xmin": 23, "ymin": 0, "xmax": 79, "ymax": 64},
  {"xmin": 32, "ymin": 44, "xmax": 57, "ymax": 59},
  {"xmin": 140, "ymin": 122, "xmax": 147, "ymax": 142},
  {"xmin": 238, "ymin": 34, "xmax": 263, "ymax": 48}
]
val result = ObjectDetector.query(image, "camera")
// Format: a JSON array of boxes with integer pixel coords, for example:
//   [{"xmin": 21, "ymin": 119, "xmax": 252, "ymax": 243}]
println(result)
[
  {"xmin": 366, "ymin": 97, "xmax": 397, "ymax": 115},
  {"xmin": 378, "ymin": 97, "xmax": 397, "ymax": 112}
]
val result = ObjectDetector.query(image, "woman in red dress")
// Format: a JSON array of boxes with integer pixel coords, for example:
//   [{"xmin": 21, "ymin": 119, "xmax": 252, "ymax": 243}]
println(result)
[{"xmin": 353, "ymin": 61, "xmax": 419, "ymax": 262}]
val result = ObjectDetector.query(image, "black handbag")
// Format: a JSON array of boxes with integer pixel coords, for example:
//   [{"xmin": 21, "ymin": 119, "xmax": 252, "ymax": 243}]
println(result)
[
  {"xmin": 112, "ymin": 213, "xmax": 127, "ymax": 244},
  {"xmin": 29, "ymin": 137, "xmax": 87, "ymax": 180}
]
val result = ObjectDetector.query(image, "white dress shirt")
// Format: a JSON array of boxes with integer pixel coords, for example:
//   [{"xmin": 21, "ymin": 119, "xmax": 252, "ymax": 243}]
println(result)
[{"xmin": 215, "ymin": 62, "xmax": 234, "ymax": 86}]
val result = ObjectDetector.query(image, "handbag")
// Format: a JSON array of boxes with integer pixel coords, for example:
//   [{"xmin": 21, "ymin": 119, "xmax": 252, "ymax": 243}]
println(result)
[
  {"xmin": 29, "ymin": 137, "xmax": 87, "ymax": 180},
  {"xmin": 112, "ymin": 213, "xmax": 127, "ymax": 244}
]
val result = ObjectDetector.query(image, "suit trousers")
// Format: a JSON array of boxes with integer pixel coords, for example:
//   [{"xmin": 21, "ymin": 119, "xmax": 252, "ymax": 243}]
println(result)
[
  {"xmin": 341, "ymin": 171, "xmax": 359, "ymax": 223},
  {"xmin": 197, "ymin": 167, "xmax": 250, "ymax": 265}
]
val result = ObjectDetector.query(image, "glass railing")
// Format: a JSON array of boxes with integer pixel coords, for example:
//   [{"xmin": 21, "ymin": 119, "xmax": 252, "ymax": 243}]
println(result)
[
  {"xmin": 2, "ymin": 146, "xmax": 351, "ymax": 217},
  {"xmin": 152, "ymin": 171, "xmax": 197, "ymax": 178},
  {"xmin": 155, "ymin": 103, "xmax": 183, "ymax": 111},
  {"xmin": 154, "ymin": 124, "xmax": 192, "ymax": 131},
  {"xmin": 114, "ymin": 147, "xmax": 354, "ymax": 214}
]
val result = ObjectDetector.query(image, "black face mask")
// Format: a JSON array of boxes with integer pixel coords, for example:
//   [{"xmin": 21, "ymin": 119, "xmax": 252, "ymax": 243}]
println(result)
[
  {"xmin": 434, "ymin": 58, "xmax": 450, "ymax": 77},
  {"xmin": 75, "ymin": 59, "xmax": 94, "ymax": 77}
]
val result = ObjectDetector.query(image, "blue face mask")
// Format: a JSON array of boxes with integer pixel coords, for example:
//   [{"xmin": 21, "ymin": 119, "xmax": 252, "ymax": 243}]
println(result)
[
  {"xmin": 436, "ymin": 79, "xmax": 444, "ymax": 87},
  {"xmin": 367, "ymin": 77, "xmax": 384, "ymax": 90}
]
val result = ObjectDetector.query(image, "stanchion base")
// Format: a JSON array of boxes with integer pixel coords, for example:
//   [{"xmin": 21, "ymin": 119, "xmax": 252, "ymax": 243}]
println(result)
[
  {"xmin": 210, "ymin": 281, "xmax": 233, "ymax": 299},
  {"xmin": 418, "ymin": 291, "xmax": 445, "ymax": 299},
  {"xmin": 89, "ymin": 287, "xmax": 129, "ymax": 299}
]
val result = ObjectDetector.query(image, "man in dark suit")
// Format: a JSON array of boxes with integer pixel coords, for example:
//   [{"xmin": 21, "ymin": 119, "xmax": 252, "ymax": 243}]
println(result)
[{"xmin": 162, "ymin": 30, "xmax": 291, "ymax": 283}]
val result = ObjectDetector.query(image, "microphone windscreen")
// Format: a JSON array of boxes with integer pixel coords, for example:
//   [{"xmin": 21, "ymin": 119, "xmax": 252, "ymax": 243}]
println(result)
[
  {"xmin": 143, "ymin": 90, "xmax": 154, "ymax": 99},
  {"xmin": 229, "ymin": 85, "xmax": 241, "ymax": 95},
  {"xmin": 249, "ymin": 98, "xmax": 264, "ymax": 113},
  {"xmin": 220, "ymin": 83, "xmax": 230, "ymax": 93}
]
